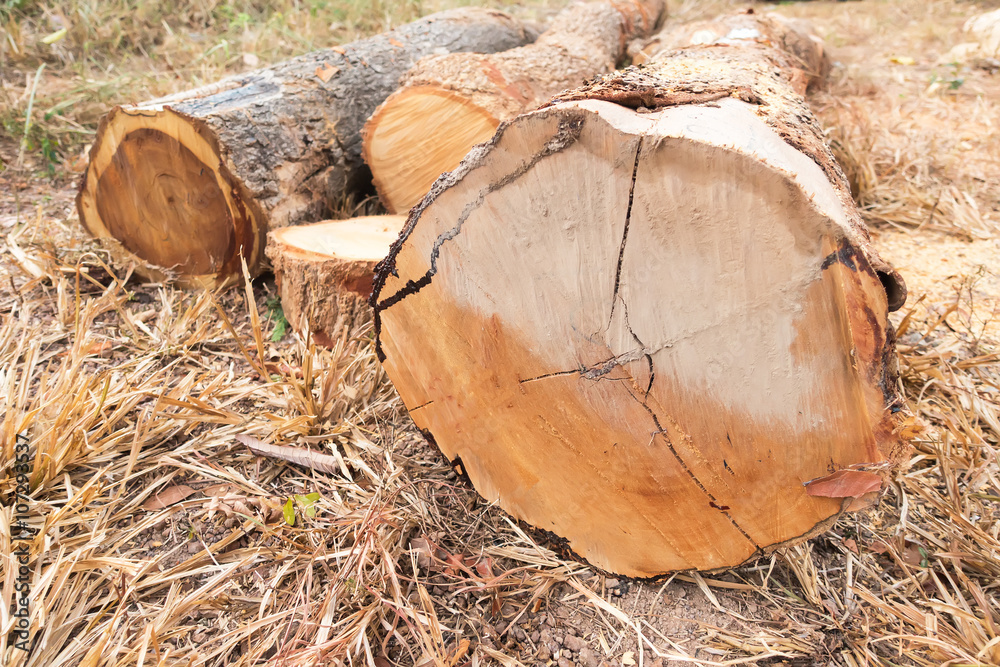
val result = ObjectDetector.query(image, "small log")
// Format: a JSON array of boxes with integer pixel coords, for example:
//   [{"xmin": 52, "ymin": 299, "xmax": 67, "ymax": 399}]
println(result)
[
  {"xmin": 267, "ymin": 215, "xmax": 405, "ymax": 346},
  {"xmin": 362, "ymin": 0, "xmax": 663, "ymax": 214},
  {"xmin": 371, "ymin": 12, "xmax": 909, "ymax": 576},
  {"xmin": 76, "ymin": 9, "xmax": 538, "ymax": 289}
]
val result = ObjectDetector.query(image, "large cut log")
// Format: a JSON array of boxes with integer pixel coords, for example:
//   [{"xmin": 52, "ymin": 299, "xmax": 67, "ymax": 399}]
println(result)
[
  {"xmin": 266, "ymin": 215, "xmax": 405, "ymax": 347},
  {"xmin": 361, "ymin": 0, "xmax": 663, "ymax": 214},
  {"xmin": 370, "ymin": 11, "xmax": 909, "ymax": 576},
  {"xmin": 76, "ymin": 9, "xmax": 538, "ymax": 289}
]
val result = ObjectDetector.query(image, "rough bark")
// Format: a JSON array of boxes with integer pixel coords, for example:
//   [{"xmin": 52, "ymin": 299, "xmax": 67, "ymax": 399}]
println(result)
[
  {"xmin": 362, "ymin": 0, "xmax": 664, "ymax": 214},
  {"xmin": 628, "ymin": 9, "xmax": 830, "ymax": 94},
  {"xmin": 76, "ymin": 8, "xmax": 538, "ymax": 289},
  {"xmin": 267, "ymin": 216, "xmax": 405, "ymax": 347},
  {"xmin": 370, "ymin": 11, "xmax": 910, "ymax": 576}
]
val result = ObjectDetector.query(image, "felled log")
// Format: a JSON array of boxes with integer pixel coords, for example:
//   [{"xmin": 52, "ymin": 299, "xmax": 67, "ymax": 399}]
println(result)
[
  {"xmin": 76, "ymin": 9, "xmax": 538, "ymax": 289},
  {"xmin": 629, "ymin": 10, "xmax": 829, "ymax": 93},
  {"xmin": 267, "ymin": 215, "xmax": 405, "ymax": 346},
  {"xmin": 371, "ymin": 11, "xmax": 909, "ymax": 576},
  {"xmin": 362, "ymin": 0, "xmax": 663, "ymax": 214}
]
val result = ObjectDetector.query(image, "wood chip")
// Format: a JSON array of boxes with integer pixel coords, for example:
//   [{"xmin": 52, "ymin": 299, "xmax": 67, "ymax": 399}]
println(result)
[{"xmin": 315, "ymin": 63, "xmax": 339, "ymax": 82}]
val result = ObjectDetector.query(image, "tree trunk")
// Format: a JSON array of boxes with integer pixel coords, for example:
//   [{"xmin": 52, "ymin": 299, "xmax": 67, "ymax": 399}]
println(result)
[
  {"xmin": 267, "ymin": 215, "xmax": 405, "ymax": 347},
  {"xmin": 628, "ymin": 10, "xmax": 830, "ymax": 94},
  {"xmin": 362, "ymin": 0, "xmax": 663, "ymax": 214},
  {"xmin": 76, "ymin": 9, "xmax": 538, "ymax": 289},
  {"xmin": 370, "ymin": 11, "xmax": 909, "ymax": 576}
]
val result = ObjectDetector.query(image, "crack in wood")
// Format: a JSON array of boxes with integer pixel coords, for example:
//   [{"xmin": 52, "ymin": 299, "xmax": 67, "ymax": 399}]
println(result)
[
  {"xmin": 631, "ymin": 389, "xmax": 763, "ymax": 553},
  {"xmin": 408, "ymin": 399, "xmax": 435, "ymax": 413},
  {"xmin": 371, "ymin": 114, "xmax": 585, "ymax": 361},
  {"xmin": 617, "ymin": 295, "xmax": 655, "ymax": 400},
  {"xmin": 607, "ymin": 135, "xmax": 644, "ymax": 329},
  {"xmin": 613, "ymin": 291, "xmax": 761, "ymax": 552},
  {"xmin": 518, "ymin": 369, "xmax": 583, "ymax": 384}
]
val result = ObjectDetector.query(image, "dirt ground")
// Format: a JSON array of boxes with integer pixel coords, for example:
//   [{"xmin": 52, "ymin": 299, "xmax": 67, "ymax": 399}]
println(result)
[{"xmin": 1, "ymin": 1, "xmax": 999, "ymax": 666}]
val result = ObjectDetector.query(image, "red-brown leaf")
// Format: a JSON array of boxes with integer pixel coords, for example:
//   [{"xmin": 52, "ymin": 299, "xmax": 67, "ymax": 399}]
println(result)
[
  {"xmin": 805, "ymin": 469, "xmax": 883, "ymax": 498},
  {"xmin": 143, "ymin": 484, "xmax": 197, "ymax": 510}
]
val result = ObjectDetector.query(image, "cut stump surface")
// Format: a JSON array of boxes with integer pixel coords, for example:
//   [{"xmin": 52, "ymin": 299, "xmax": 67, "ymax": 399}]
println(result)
[{"xmin": 372, "ymin": 13, "xmax": 909, "ymax": 576}]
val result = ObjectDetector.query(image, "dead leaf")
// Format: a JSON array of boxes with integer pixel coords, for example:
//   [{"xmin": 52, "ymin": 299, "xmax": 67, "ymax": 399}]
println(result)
[
  {"xmin": 843, "ymin": 538, "xmax": 859, "ymax": 554},
  {"xmin": 143, "ymin": 484, "xmax": 197, "ymax": 510},
  {"xmin": 490, "ymin": 592, "xmax": 501, "ymax": 618},
  {"xmin": 201, "ymin": 483, "xmax": 237, "ymax": 497},
  {"xmin": 902, "ymin": 540, "xmax": 930, "ymax": 567},
  {"xmin": 236, "ymin": 434, "xmax": 341, "ymax": 474},
  {"xmin": 264, "ymin": 361, "xmax": 302, "ymax": 378},
  {"xmin": 314, "ymin": 63, "xmax": 339, "ymax": 82},
  {"xmin": 410, "ymin": 537, "xmax": 435, "ymax": 570},
  {"xmin": 805, "ymin": 469, "xmax": 883, "ymax": 498},
  {"xmin": 475, "ymin": 557, "xmax": 494, "ymax": 580},
  {"xmin": 87, "ymin": 339, "xmax": 114, "ymax": 357},
  {"xmin": 444, "ymin": 553, "xmax": 467, "ymax": 576},
  {"xmin": 869, "ymin": 539, "xmax": 891, "ymax": 554}
]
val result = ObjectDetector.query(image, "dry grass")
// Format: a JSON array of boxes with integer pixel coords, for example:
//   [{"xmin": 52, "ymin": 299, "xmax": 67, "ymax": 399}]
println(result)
[
  {"xmin": 802, "ymin": 0, "xmax": 1000, "ymax": 239},
  {"xmin": 1, "ymin": 0, "xmax": 1000, "ymax": 666}
]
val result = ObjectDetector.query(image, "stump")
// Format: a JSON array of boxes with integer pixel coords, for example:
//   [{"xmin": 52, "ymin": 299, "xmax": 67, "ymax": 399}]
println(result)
[
  {"xmin": 76, "ymin": 8, "xmax": 538, "ymax": 289},
  {"xmin": 370, "ymin": 12, "xmax": 909, "ymax": 576},
  {"xmin": 362, "ymin": 0, "xmax": 663, "ymax": 214},
  {"xmin": 267, "ymin": 215, "xmax": 405, "ymax": 346}
]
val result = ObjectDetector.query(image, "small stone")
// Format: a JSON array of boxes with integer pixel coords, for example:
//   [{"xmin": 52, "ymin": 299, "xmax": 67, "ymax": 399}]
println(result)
[
  {"xmin": 563, "ymin": 634, "xmax": 586, "ymax": 652},
  {"xmin": 512, "ymin": 625, "xmax": 526, "ymax": 641},
  {"xmin": 530, "ymin": 630, "xmax": 540, "ymax": 643},
  {"xmin": 187, "ymin": 541, "xmax": 201, "ymax": 554},
  {"xmin": 557, "ymin": 658, "xmax": 573, "ymax": 667},
  {"xmin": 537, "ymin": 646, "xmax": 551, "ymax": 661},
  {"xmin": 578, "ymin": 647, "xmax": 599, "ymax": 667}
]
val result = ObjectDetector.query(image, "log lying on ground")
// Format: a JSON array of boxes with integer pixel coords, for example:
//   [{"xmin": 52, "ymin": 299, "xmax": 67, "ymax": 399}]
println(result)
[
  {"xmin": 628, "ymin": 10, "xmax": 830, "ymax": 93},
  {"xmin": 371, "ymin": 11, "xmax": 909, "ymax": 576},
  {"xmin": 362, "ymin": 0, "xmax": 663, "ymax": 214},
  {"xmin": 267, "ymin": 215, "xmax": 405, "ymax": 346},
  {"xmin": 76, "ymin": 9, "xmax": 538, "ymax": 289}
]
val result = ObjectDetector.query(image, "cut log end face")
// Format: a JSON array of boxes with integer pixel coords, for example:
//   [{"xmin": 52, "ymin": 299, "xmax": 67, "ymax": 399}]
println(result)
[
  {"xmin": 364, "ymin": 86, "xmax": 501, "ymax": 214},
  {"xmin": 77, "ymin": 107, "xmax": 266, "ymax": 288},
  {"xmin": 268, "ymin": 215, "xmax": 406, "ymax": 345},
  {"xmin": 373, "ymin": 101, "xmax": 906, "ymax": 576}
]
